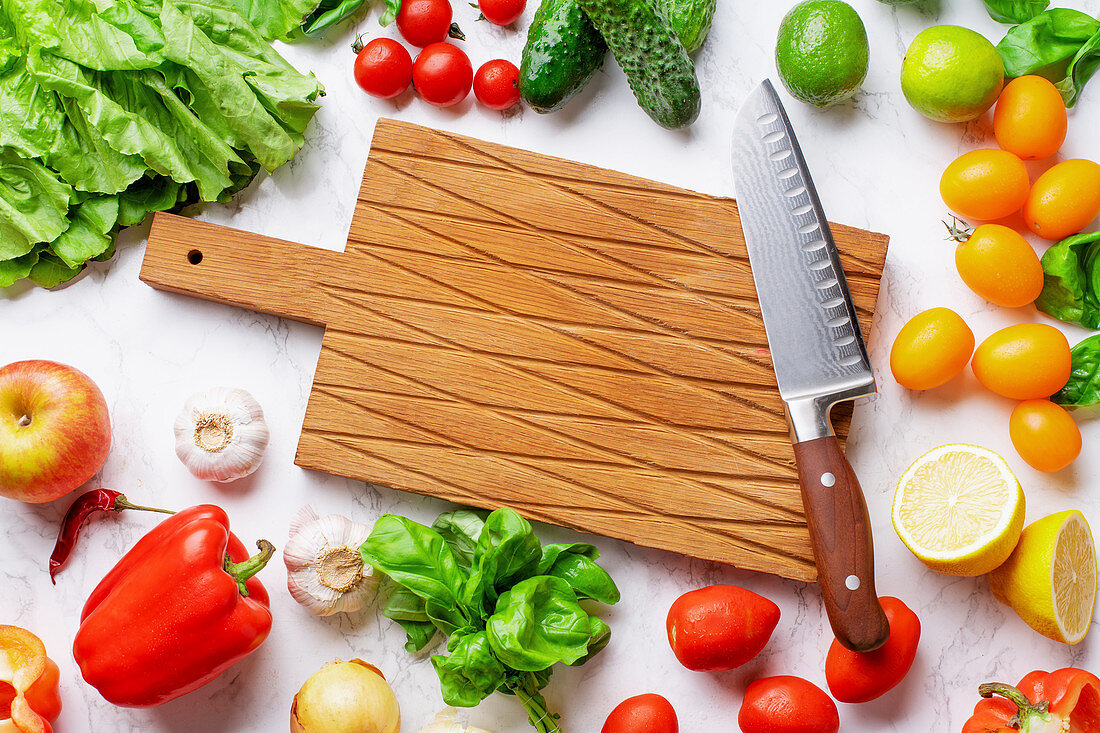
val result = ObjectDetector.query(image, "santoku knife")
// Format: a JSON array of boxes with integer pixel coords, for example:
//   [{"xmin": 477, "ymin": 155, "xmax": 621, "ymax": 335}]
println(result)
[{"xmin": 732, "ymin": 80, "xmax": 890, "ymax": 652}]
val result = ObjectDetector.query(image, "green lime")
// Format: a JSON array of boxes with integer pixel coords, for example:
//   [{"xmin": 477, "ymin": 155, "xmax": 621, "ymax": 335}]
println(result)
[
  {"xmin": 775, "ymin": 0, "xmax": 869, "ymax": 108},
  {"xmin": 901, "ymin": 25, "xmax": 1005, "ymax": 123}
]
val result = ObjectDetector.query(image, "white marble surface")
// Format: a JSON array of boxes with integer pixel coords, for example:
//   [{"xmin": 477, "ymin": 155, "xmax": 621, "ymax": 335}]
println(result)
[{"xmin": 4, "ymin": 0, "xmax": 1100, "ymax": 730}]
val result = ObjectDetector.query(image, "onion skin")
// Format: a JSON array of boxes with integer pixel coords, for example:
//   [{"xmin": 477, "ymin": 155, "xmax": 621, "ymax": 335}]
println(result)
[{"xmin": 291, "ymin": 659, "xmax": 401, "ymax": 733}]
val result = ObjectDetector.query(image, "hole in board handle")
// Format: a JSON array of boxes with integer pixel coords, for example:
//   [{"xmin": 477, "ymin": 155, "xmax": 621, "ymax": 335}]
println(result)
[{"xmin": 187, "ymin": 250, "xmax": 203, "ymax": 265}]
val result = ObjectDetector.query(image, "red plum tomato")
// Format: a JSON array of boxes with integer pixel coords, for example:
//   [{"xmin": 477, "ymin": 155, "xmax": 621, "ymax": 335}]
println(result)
[
  {"xmin": 413, "ymin": 42, "xmax": 472, "ymax": 107},
  {"xmin": 825, "ymin": 596, "xmax": 921, "ymax": 703},
  {"xmin": 666, "ymin": 584, "xmax": 780, "ymax": 672},
  {"xmin": 473, "ymin": 59, "xmax": 520, "ymax": 110},
  {"xmin": 602, "ymin": 694, "xmax": 678, "ymax": 733},
  {"xmin": 353, "ymin": 38, "xmax": 413, "ymax": 99},
  {"xmin": 738, "ymin": 676, "xmax": 840, "ymax": 733},
  {"xmin": 397, "ymin": 0, "xmax": 453, "ymax": 46}
]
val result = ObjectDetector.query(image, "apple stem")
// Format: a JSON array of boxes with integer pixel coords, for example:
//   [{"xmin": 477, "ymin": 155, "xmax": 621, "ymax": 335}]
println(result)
[{"xmin": 17, "ymin": 414, "xmax": 31, "ymax": 427}]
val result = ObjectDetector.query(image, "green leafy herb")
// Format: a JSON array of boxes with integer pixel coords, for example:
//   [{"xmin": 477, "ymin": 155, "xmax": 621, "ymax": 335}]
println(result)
[
  {"xmin": 380, "ymin": 0, "xmax": 402, "ymax": 26},
  {"xmin": 1035, "ymin": 231, "xmax": 1100, "ymax": 329},
  {"xmin": 995, "ymin": 9, "xmax": 1100, "ymax": 106},
  {"xmin": 360, "ymin": 508, "xmax": 618, "ymax": 733},
  {"xmin": 1054, "ymin": 334, "xmax": 1100, "ymax": 408},
  {"xmin": 0, "ymin": 0, "xmax": 322, "ymax": 288},
  {"xmin": 984, "ymin": 0, "xmax": 1049, "ymax": 24}
]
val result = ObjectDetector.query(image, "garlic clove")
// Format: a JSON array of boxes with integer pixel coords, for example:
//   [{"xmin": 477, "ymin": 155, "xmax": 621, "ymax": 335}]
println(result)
[
  {"xmin": 285, "ymin": 506, "xmax": 379, "ymax": 616},
  {"xmin": 174, "ymin": 387, "xmax": 269, "ymax": 483},
  {"xmin": 416, "ymin": 708, "xmax": 495, "ymax": 733}
]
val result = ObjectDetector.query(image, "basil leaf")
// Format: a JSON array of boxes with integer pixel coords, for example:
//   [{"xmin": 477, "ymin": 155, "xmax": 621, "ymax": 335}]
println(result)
[
  {"xmin": 360, "ymin": 514, "xmax": 471, "ymax": 618},
  {"xmin": 486, "ymin": 576, "xmax": 592, "ymax": 672},
  {"xmin": 1065, "ymin": 29, "xmax": 1100, "ymax": 106},
  {"xmin": 431, "ymin": 631, "xmax": 506, "ymax": 707},
  {"xmin": 382, "ymin": 586, "xmax": 437, "ymax": 652},
  {"xmin": 432, "ymin": 510, "xmax": 487, "ymax": 572},
  {"xmin": 379, "ymin": 0, "xmax": 402, "ymax": 26},
  {"xmin": 301, "ymin": 0, "xmax": 367, "ymax": 37},
  {"xmin": 996, "ymin": 9, "xmax": 1100, "ymax": 106},
  {"xmin": 984, "ymin": 0, "xmax": 1049, "ymax": 24},
  {"xmin": 1054, "ymin": 334, "xmax": 1100, "ymax": 408},
  {"xmin": 1036, "ymin": 231, "xmax": 1100, "ymax": 329},
  {"xmin": 463, "ymin": 509, "xmax": 542, "ymax": 616},
  {"xmin": 570, "ymin": 615, "xmax": 611, "ymax": 666},
  {"xmin": 536, "ymin": 543, "xmax": 600, "ymax": 575},
  {"xmin": 543, "ymin": 552, "xmax": 621, "ymax": 604}
]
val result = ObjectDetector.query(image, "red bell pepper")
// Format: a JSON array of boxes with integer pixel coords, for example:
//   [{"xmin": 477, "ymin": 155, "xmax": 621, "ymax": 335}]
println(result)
[
  {"xmin": 0, "ymin": 625, "xmax": 62, "ymax": 733},
  {"xmin": 962, "ymin": 668, "xmax": 1100, "ymax": 733},
  {"xmin": 73, "ymin": 505, "xmax": 275, "ymax": 707}
]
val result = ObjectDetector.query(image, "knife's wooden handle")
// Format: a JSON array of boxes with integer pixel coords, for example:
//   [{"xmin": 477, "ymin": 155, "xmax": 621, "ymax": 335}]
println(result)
[{"xmin": 793, "ymin": 435, "xmax": 889, "ymax": 652}]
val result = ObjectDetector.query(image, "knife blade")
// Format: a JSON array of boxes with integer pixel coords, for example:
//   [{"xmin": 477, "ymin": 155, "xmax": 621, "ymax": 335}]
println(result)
[{"xmin": 732, "ymin": 80, "xmax": 889, "ymax": 652}]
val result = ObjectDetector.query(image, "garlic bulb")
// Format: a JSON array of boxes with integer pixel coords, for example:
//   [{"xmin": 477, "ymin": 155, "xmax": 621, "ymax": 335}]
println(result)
[
  {"xmin": 417, "ymin": 709, "xmax": 495, "ymax": 733},
  {"xmin": 173, "ymin": 387, "xmax": 269, "ymax": 482},
  {"xmin": 285, "ymin": 506, "xmax": 378, "ymax": 616}
]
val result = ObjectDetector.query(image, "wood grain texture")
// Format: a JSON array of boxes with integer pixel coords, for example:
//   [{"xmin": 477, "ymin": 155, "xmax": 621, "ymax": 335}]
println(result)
[{"xmin": 140, "ymin": 119, "xmax": 890, "ymax": 582}]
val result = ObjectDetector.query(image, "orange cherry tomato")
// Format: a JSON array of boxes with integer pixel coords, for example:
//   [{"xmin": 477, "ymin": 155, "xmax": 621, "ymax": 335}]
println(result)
[
  {"xmin": 1009, "ymin": 399, "xmax": 1082, "ymax": 472},
  {"xmin": 890, "ymin": 308, "xmax": 975, "ymax": 391},
  {"xmin": 941, "ymin": 149, "xmax": 1030, "ymax": 221},
  {"xmin": 1024, "ymin": 159, "xmax": 1100, "ymax": 241},
  {"xmin": 972, "ymin": 323, "xmax": 1071, "ymax": 400},
  {"xmin": 993, "ymin": 76, "xmax": 1068, "ymax": 160},
  {"xmin": 954, "ymin": 224, "xmax": 1044, "ymax": 308}
]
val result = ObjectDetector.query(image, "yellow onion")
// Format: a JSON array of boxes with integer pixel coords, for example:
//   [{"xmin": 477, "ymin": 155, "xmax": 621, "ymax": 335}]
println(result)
[{"xmin": 291, "ymin": 659, "xmax": 400, "ymax": 733}]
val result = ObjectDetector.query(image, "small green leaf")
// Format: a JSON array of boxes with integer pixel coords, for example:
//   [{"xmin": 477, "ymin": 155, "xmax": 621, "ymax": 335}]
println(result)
[
  {"xmin": 1035, "ymin": 231, "xmax": 1100, "ymax": 329},
  {"xmin": 486, "ymin": 576, "xmax": 592, "ymax": 671},
  {"xmin": 983, "ymin": 0, "xmax": 1049, "ymax": 24},
  {"xmin": 431, "ymin": 631, "xmax": 506, "ymax": 707},
  {"xmin": 1054, "ymin": 334, "xmax": 1100, "ymax": 408}
]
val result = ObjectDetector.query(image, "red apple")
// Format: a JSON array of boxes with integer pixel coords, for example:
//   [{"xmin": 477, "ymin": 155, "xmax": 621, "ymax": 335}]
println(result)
[{"xmin": 0, "ymin": 361, "xmax": 111, "ymax": 503}]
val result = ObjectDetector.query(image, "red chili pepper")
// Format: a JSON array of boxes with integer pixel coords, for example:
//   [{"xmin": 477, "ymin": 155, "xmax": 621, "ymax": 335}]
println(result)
[
  {"xmin": 49, "ymin": 489, "xmax": 174, "ymax": 583},
  {"xmin": 825, "ymin": 596, "xmax": 921, "ymax": 703},
  {"xmin": 962, "ymin": 668, "xmax": 1100, "ymax": 733},
  {"xmin": 72, "ymin": 505, "xmax": 274, "ymax": 707}
]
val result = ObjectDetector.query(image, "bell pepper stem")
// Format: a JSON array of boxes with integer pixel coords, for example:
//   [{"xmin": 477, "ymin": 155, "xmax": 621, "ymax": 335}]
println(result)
[
  {"xmin": 979, "ymin": 682, "xmax": 1052, "ymax": 728},
  {"xmin": 224, "ymin": 540, "xmax": 276, "ymax": 597}
]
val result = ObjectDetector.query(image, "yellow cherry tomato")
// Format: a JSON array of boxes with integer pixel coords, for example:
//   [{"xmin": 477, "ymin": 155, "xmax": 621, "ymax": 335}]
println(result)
[
  {"xmin": 1024, "ymin": 159, "xmax": 1100, "ymax": 241},
  {"xmin": 993, "ymin": 76, "xmax": 1067, "ymax": 160},
  {"xmin": 972, "ymin": 323, "xmax": 1071, "ymax": 400},
  {"xmin": 941, "ymin": 149, "xmax": 1030, "ymax": 222},
  {"xmin": 891, "ymin": 308, "xmax": 975, "ymax": 390},
  {"xmin": 1009, "ymin": 399, "xmax": 1081, "ymax": 472},
  {"xmin": 954, "ymin": 224, "xmax": 1044, "ymax": 308}
]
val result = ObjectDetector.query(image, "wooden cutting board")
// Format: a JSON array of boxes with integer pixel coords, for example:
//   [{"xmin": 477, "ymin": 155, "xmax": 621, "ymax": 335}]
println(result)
[{"xmin": 141, "ymin": 119, "xmax": 889, "ymax": 582}]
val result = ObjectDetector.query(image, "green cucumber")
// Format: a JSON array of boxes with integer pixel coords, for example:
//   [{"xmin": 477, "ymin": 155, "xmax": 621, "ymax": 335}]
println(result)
[
  {"xmin": 520, "ymin": 0, "xmax": 609, "ymax": 112},
  {"xmin": 577, "ymin": 0, "xmax": 701, "ymax": 128},
  {"xmin": 520, "ymin": 0, "xmax": 711, "ymax": 120}
]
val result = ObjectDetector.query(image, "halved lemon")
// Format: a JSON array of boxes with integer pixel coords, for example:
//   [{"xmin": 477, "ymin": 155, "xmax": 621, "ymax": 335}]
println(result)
[
  {"xmin": 892, "ymin": 444, "xmax": 1025, "ymax": 576},
  {"xmin": 989, "ymin": 510, "xmax": 1097, "ymax": 644}
]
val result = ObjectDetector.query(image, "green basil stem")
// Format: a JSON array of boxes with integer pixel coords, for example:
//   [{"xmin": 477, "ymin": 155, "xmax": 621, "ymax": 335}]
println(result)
[
  {"xmin": 508, "ymin": 676, "xmax": 564, "ymax": 733},
  {"xmin": 224, "ymin": 540, "xmax": 276, "ymax": 597}
]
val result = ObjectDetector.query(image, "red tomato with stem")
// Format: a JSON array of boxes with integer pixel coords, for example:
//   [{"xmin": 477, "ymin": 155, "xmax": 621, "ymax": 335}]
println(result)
[
  {"xmin": 413, "ymin": 42, "xmax": 473, "ymax": 107},
  {"xmin": 825, "ymin": 596, "xmax": 921, "ymax": 703},
  {"xmin": 477, "ymin": 0, "xmax": 526, "ymax": 25},
  {"xmin": 353, "ymin": 38, "xmax": 413, "ymax": 99},
  {"xmin": 666, "ymin": 585, "xmax": 780, "ymax": 672},
  {"xmin": 602, "ymin": 694, "xmax": 678, "ymax": 733},
  {"xmin": 397, "ymin": 0, "xmax": 453, "ymax": 47},
  {"xmin": 738, "ymin": 676, "xmax": 839, "ymax": 733},
  {"xmin": 474, "ymin": 59, "xmax": 520, "ymax": 110}
]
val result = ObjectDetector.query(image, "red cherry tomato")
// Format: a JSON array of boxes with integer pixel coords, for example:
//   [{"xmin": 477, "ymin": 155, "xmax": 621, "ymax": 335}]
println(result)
[
  {"xmin": 473, "ymin": 59, "xmax": 520, "ymax": 110},
  {"xmin": 412, "ymin": 42, "xmax": 473, "ymax": 107},
  {"xmin": 602, "ymin": 694, "xmax": 678, "ymax": 733},
  {"xmin": 352, "ymin": 38, "xmax": 413, "ymax": 99},
  {"xmin": 738, "ymin": 676, "xmax": 839, "ymax": 733},
  {"xmin": 397, "ymin": 0, "xmax": 453, "ymax": 47},
  {"xmin": 477, "ymin": 0, "xmax": 525, "ymax": 25},
  {"xmin": 825, "ymin": 596, "xmax": 921, "ymax": 703},
  {"xmin": 666, "ymin": 585, "xmax": 780, "ymax": 672}
]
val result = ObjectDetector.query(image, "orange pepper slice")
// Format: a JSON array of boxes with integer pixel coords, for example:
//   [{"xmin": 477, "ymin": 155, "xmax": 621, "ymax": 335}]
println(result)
[{"xmin": 0, "ymin": 626, "xmax": 61, "ymax": 733}]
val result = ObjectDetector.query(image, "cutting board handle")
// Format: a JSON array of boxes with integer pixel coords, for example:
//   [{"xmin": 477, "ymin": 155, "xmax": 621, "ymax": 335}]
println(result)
[{"xmin": 139, "ymin": 212, "xmax": 339, "ymax": 327}]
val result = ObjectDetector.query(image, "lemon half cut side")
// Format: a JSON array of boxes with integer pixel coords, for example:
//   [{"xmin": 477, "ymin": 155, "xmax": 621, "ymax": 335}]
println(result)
[{"xmin": 892, "ymin": 444, "xmax": 1025, "ymax": 577}]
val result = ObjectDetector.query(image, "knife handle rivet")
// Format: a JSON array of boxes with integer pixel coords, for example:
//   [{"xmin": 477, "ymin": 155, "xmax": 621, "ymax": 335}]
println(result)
[
  {"xmin": 820, "ymin": 472, "xmax": 836, "ymax": 487},
  {"xmin": 845, "ymin": 574, "xmax": 860, "ymax": 591}
]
